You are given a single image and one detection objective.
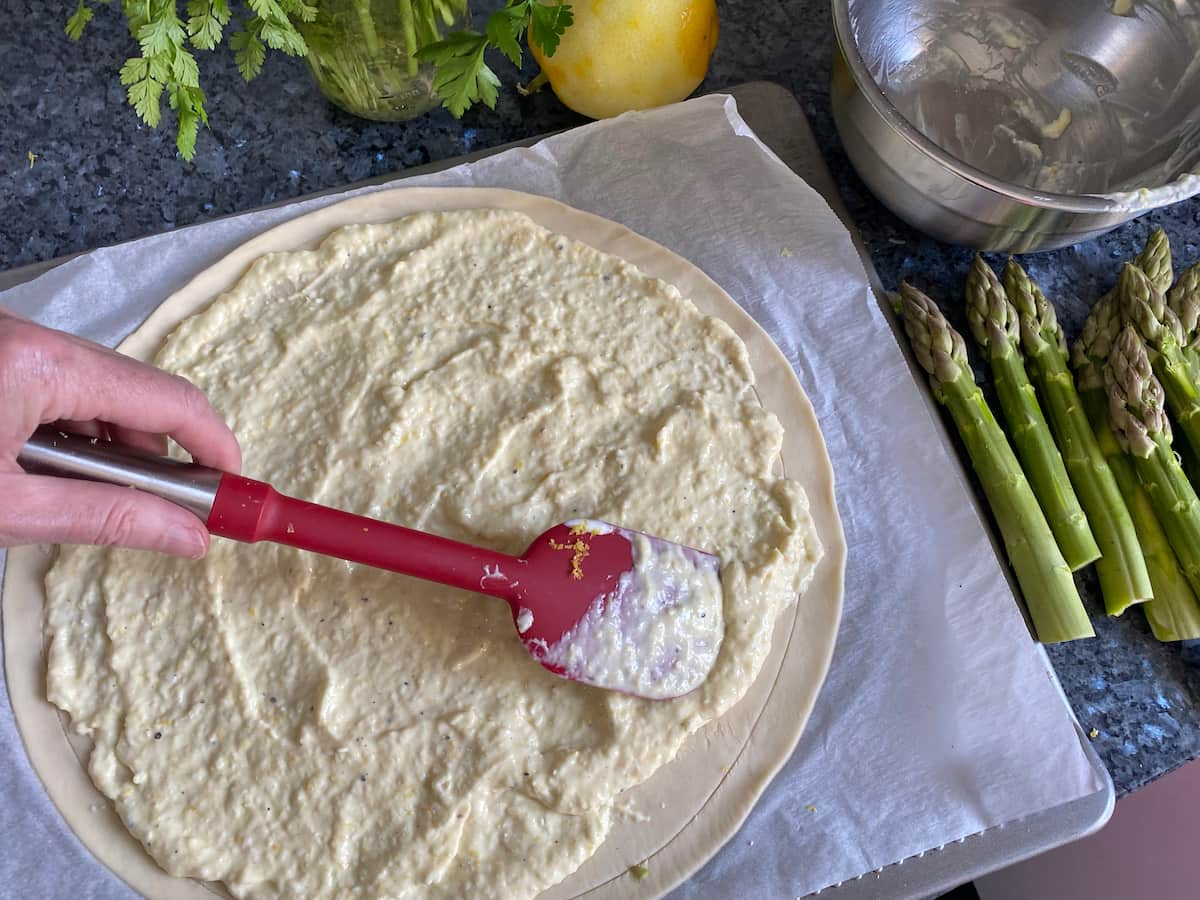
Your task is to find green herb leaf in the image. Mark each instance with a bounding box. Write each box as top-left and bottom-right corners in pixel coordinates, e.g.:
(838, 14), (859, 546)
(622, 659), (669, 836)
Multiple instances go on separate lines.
(279, 0), (318, 23)
(244, 0), (307, 56)
(122, 0), (153, 37)
(529, 1), (572, 57)
(186, 0), (231, 51)
(148, 55), (171, 83)
(231, 24), (267, 80)
(417, 31), (500, 117)
(172, 47), (201, 87)
(137, 4), (186, 57)
(124, 63), (164, 128)
(66, 1), (95, 41)
(247, 0), (287, 23)
(260, 20), (307, 55)
(485, 5), (526, 68)
(170, 84), (206, 159)
(119, 56), (149, 86)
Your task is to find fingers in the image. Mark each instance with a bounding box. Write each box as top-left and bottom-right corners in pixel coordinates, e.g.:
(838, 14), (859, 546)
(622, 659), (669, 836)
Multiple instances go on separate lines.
(55, 419), (106, 440)
(0, 473), (210, 558)
(0, 315), (242, 473)
(104, 423), (170, 457)
(50, 420), (170, 457)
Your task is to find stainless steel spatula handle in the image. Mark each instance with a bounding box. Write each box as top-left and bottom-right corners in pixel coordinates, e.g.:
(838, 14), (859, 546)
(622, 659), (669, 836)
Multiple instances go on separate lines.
(17, 427), (224, 520)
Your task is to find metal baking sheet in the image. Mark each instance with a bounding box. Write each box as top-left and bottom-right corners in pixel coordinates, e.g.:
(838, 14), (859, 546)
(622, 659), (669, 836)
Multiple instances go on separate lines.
(0, 81), (1113, 898)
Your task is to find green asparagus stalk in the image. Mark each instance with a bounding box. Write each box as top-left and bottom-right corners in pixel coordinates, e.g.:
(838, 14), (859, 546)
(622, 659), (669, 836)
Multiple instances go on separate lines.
(965, 257), (1099, 570)
(1003, 259), (1152, 615)
(1106, 326), (1200, 599)
(1074, 306), (1200, 640)
(897, 282), (1093, 643)
(1091, 393), (1200, 639)
(1118, 263), (1200, 463)
(1167, 262), (1200, 378)
(1129, 230), (1200, 482)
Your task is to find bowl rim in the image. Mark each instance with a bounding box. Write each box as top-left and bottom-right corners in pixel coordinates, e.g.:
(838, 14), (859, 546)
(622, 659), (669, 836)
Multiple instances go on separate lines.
(830, 0), (1123, 215)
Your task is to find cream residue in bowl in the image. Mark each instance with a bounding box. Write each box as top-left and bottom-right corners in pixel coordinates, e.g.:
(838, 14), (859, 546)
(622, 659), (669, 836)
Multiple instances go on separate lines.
(859, 0), (1200, 202)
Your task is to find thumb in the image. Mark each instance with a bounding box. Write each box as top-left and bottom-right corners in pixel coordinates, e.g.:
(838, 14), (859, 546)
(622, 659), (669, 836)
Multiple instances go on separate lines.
(1, 473), (211, 559)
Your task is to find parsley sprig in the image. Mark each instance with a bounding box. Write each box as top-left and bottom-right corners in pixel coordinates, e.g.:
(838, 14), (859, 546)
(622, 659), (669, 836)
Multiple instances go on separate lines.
(417, 0), (573, 117)
(66, 0), (572, 161)
(68, 0), (313, 160)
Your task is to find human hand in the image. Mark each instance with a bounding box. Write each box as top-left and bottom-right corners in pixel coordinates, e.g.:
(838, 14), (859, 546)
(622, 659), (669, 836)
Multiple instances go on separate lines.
(0, 308), (241, 558)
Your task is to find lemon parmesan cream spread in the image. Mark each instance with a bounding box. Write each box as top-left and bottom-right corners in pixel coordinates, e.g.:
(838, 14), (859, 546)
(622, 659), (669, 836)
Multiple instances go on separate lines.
(44, 209), (821, 900)
(533, 523), (724, 700)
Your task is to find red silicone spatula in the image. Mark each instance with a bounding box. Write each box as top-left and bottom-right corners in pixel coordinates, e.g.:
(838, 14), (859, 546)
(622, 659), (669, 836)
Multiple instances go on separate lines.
(19, 427), (723, 700)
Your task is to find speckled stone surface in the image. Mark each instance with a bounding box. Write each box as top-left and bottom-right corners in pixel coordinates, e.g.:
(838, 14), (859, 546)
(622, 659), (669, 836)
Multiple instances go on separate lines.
(3, 0), (1199, 796)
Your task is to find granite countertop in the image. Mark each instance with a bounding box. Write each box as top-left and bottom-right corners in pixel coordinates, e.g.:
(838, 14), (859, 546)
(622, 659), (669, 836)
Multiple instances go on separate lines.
(3, 0), (1199, 798)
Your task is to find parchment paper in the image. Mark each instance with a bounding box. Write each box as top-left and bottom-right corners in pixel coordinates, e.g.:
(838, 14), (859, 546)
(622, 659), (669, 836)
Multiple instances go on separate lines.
(0, 94), (1103, 898)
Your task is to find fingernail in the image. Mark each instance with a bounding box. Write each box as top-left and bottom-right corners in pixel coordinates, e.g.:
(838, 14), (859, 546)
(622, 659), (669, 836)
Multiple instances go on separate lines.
(164, 525), (207, 559)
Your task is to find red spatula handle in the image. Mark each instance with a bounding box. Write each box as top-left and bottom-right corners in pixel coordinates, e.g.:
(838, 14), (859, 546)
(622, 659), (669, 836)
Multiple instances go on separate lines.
(208, 474), (524, 599)
(17, 428), (524, 603)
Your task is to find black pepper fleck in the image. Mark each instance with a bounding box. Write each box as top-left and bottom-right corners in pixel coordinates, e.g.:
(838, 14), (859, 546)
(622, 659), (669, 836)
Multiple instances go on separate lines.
(153, 732), (162, 740)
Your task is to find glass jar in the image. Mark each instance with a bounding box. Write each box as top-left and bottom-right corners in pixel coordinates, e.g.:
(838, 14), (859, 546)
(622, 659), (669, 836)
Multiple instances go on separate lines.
(298, 0), (470, 121)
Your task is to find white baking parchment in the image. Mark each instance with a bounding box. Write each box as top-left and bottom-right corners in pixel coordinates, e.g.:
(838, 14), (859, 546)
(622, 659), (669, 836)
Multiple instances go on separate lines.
(0, 94), (1102, 898)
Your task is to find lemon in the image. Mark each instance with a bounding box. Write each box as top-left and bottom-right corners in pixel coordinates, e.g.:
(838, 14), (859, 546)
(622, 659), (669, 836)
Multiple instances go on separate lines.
(530, 0), (719, 119)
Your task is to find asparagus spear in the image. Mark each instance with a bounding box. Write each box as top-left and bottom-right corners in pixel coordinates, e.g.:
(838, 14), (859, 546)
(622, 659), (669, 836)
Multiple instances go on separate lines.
(1075, 298), (1200, 640)
(1106, 326), (1200, 598)
(965, 257), (1098, 570)
(1072, 293), (1120, 394)
(1003, 259), (1152, 615)
(897, 282), (1093, 643)
(1118, 263), (1200, 462)
(1134, 226), (1174, 295)
(1167, 262), (1200, 378)
(1128, 230), (1200, 481)
(1071, 227), (1171, 388)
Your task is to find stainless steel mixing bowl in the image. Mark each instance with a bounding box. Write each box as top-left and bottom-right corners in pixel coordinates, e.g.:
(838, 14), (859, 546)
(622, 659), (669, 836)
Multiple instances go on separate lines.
(831, 0), (1200, 251)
